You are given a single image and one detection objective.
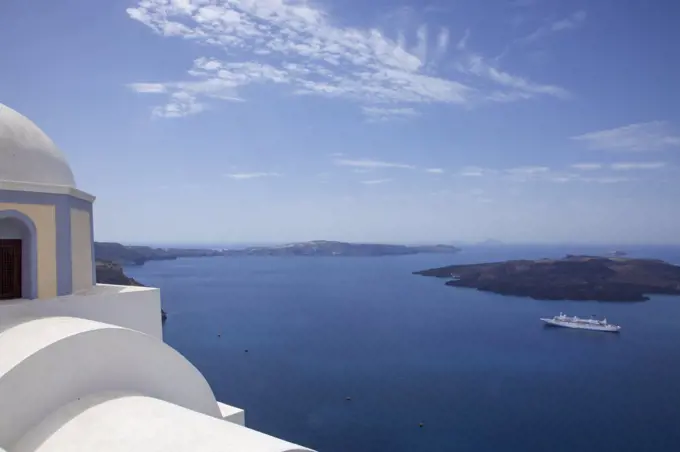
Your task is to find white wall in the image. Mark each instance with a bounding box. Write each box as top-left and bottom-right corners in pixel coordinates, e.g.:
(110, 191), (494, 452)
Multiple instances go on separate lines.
(13, 393), (312, 452)
(0, 316), (222, 449)
(0, 284), (162, 339)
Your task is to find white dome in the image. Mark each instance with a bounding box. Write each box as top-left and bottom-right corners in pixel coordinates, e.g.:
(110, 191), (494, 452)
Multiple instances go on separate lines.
(0, 103), (76, 187)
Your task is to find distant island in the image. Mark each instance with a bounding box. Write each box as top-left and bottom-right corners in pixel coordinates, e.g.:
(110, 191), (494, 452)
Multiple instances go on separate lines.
(94, 240), (460, 264)
(414, 255), (680, 302)
(221, 241), (460, 257)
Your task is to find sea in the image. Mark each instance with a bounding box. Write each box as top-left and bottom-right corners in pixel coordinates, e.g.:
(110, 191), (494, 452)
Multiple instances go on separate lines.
(124, 245), (680, 452)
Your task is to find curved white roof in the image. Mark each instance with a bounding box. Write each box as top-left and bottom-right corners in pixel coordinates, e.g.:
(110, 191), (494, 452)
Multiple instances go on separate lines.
(0, 103), (76, 188)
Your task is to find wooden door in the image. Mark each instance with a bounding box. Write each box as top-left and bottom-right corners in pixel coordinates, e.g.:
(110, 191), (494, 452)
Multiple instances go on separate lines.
(0, 239), (22, 300)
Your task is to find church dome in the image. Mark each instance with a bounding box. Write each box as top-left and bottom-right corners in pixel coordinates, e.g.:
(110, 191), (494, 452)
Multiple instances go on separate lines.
(0, 103), (76, 187)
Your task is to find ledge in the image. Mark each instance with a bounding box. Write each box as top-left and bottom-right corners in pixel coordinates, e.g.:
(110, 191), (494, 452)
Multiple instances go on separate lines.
(217, 402), (245, 426)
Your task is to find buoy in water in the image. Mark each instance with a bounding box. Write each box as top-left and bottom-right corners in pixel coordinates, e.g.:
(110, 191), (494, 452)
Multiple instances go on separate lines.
(345, 397), (351, 401)
(419, 423), (424, 428)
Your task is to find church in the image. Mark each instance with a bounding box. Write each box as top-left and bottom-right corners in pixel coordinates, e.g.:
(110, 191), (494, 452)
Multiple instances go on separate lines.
(0, 103), (311, 452)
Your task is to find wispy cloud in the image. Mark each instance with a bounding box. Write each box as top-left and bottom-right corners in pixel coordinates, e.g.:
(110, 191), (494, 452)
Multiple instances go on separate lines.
(225, 172), (281, 180)
(425, 168), (445, 174)
(550, 11), (587, 31)
(505, 166), (550, 174)
(362, 106), (420, 122)
(457, 54), (569, 101)
(572, 121), (680, 151)
(581, 176), (633, 184)
(571, 163), (602, 170)
(458, 166), (497, 177)
(517, 11), (587, 45)
(129, 83), (166, 93)
(457, 29), (470, 50)
(334, 158), (416, 169)
(151, 92), (207, 118)
(127, 0), (571, 118)
(611, 162), (666, 170)
(361, 179), (393, 185)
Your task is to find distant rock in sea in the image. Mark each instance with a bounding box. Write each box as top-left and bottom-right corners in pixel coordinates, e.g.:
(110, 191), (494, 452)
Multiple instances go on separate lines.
(414, 255), (680, 302)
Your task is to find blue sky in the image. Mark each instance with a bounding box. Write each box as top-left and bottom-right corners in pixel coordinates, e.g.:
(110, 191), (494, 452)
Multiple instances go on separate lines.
(1, 0), (679, 244)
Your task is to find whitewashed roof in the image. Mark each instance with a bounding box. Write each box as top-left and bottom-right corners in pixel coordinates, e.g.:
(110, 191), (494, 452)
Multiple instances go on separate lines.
(0, 103), (76, 188)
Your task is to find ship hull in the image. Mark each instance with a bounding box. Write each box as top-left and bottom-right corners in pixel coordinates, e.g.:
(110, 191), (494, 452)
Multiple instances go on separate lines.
(541, 318), (621, 332)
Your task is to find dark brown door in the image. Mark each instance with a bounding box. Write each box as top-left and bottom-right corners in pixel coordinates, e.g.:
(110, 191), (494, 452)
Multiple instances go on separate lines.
(0, 239), (22, 300)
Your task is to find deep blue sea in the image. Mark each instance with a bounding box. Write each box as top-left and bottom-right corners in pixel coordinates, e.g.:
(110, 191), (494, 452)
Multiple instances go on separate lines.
(125, 245), (680, 452)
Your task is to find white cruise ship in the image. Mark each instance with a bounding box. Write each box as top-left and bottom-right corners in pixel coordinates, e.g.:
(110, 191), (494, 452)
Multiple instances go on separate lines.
(541, 313), (621, 332)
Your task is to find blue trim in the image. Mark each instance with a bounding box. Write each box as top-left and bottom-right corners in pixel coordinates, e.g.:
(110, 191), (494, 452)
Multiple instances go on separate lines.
(0, 210), (38, 299)
(90, 205), (96, 285)
(0, 189), (86, 206)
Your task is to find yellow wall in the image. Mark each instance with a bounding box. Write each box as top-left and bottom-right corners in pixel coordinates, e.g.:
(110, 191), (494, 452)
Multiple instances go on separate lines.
(0, 203), (57, 299)
(70, 208), (93, 292)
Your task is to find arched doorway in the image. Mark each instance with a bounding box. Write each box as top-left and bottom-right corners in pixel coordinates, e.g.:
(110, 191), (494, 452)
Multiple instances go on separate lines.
(0, 210), (37, 300)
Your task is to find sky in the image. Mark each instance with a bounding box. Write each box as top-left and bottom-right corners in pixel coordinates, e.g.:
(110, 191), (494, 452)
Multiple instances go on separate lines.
(1, 0), (679, 245)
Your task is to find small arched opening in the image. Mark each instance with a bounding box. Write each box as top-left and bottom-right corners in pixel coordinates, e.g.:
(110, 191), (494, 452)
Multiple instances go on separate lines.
(0, 210), (38, 300)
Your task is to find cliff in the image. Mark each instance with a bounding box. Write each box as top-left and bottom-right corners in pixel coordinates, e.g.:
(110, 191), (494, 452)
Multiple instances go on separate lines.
(94, 242), (222, 265)
(415, 255), (680, 302)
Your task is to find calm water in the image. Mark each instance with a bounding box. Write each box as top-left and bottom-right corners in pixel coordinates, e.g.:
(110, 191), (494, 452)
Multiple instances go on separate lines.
(126, 245), (680, 452)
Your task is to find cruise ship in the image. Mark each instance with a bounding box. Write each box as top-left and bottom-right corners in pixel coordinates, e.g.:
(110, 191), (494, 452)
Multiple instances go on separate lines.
(541, 313), (621, 332)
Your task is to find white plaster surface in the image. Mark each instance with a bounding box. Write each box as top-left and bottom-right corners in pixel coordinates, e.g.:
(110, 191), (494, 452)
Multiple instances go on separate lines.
(0, 104), (76, 188)
(0, 284), (162, 338)
(13, 393), (312, 452)
(0, 316), (222, 448)
(218, 402), (246, 426)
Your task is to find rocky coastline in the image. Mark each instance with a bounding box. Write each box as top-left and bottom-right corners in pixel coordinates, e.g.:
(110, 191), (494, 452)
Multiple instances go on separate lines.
(415, 255), (680, 302)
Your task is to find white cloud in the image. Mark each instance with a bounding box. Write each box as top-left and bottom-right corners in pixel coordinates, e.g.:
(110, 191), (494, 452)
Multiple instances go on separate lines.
(458, 166), (496, 177)
(129, 83), (167, 93)
(581, 176), (633, 184)
(362, 106), (420, 122)
(611, 162), (666, 170)
(425, 168), (445, 174)
(361, 179), (392, 185)
(505, 166), (550, 174)
(458, 54), (569, 100)
(572, 121), (680, 151)
(516, 11), (587, 45)
(225, 172), (281, 180)
(551, 11), (587, 31)
(127, 0), (570, 118)
(151, 91), (206, 118)
(334, 158), (416, 169)
(457, 29), (470, 50)
(571, 163), (602, 170)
